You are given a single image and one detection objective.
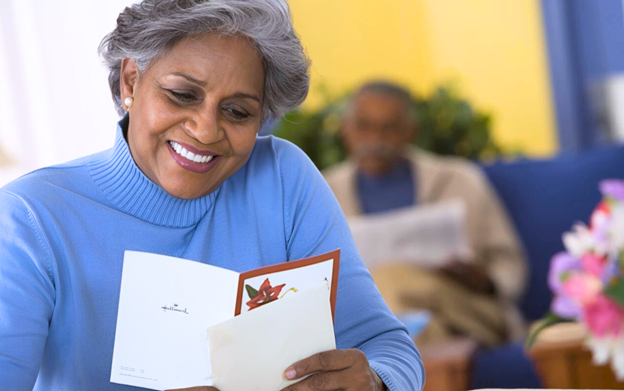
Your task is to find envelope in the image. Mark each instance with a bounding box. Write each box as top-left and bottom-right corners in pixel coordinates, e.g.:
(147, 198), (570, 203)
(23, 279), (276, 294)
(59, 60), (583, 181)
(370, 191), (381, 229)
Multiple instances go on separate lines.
(206, 280), (336, 391)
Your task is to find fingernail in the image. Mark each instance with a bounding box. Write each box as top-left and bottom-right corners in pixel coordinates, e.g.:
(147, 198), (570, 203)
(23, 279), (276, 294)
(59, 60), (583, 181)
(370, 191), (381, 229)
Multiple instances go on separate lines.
(285, 368), (297, 380)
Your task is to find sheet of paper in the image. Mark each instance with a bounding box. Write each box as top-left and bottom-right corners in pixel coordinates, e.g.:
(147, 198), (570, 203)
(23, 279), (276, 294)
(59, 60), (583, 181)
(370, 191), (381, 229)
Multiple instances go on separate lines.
(110, 251), (240, 390)
(348, 199), (471, 270)
(207, 280), (336, 391)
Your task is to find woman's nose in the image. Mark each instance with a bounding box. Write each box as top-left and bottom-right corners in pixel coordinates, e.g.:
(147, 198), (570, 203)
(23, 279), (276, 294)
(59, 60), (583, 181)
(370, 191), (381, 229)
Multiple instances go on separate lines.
(185, 105), (225, 145)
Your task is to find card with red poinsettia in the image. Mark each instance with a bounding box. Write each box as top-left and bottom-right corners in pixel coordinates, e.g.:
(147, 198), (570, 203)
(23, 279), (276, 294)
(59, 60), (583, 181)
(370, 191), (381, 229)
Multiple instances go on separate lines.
(235, 250), (340, 317)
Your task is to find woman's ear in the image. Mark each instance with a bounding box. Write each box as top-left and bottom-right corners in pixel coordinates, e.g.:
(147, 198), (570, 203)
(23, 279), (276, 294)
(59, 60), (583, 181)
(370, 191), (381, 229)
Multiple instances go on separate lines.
(120, 59), (139, 101)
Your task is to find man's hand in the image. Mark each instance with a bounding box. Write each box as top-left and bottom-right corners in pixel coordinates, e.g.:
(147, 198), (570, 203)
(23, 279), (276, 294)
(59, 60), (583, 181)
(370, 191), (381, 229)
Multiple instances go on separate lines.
(440, 261), (496, 296)
(282, 349), (387, 391)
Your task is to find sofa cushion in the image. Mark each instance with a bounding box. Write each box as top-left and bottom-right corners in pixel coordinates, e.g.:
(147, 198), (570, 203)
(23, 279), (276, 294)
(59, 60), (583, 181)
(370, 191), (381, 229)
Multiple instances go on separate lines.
(470, 342), (542, 389)
(482, 145), (624, 321)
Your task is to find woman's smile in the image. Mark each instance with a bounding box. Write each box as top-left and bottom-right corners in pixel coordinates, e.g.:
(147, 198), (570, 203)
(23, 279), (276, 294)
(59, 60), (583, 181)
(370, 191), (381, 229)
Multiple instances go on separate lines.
(166, 140), (221, 174)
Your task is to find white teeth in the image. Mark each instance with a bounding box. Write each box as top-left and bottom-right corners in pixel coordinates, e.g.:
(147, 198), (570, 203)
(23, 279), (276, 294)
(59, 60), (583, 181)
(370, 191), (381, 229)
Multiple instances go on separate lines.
(169, 141), (215, 164)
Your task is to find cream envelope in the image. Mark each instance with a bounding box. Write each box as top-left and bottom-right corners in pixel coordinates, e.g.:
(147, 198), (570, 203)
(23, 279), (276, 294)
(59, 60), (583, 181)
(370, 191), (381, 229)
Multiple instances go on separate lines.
(207, 280), (336, 391)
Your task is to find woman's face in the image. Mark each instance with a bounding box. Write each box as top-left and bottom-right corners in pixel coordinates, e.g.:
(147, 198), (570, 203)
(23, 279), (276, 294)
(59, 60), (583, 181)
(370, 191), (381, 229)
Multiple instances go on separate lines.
(120, 33), (265, 199)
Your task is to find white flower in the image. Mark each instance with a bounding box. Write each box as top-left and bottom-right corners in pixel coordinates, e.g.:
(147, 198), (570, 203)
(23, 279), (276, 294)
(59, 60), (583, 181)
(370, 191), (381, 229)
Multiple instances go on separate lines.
(612, 343), (624, 381)
(585, 335), (624, 380)
(586, 336), (612, 365)
(591, 209), (611, 256)
(563, 224), (595, 258)
(592, 208), (611, 229)
(609, 204), (624, 256)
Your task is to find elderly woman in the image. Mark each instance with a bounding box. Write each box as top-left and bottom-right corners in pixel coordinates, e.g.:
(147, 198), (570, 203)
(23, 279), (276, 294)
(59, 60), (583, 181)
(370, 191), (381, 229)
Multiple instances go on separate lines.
(0, 1), (424, 390)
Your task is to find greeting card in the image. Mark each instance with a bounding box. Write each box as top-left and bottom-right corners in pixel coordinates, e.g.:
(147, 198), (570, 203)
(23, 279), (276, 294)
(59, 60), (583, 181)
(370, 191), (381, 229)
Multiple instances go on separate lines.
(110, 249), (340, 390)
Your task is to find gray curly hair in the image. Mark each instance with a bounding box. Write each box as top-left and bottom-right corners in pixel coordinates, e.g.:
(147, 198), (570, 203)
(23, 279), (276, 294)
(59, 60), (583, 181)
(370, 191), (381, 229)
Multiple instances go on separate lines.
(98, 0), (310, 120)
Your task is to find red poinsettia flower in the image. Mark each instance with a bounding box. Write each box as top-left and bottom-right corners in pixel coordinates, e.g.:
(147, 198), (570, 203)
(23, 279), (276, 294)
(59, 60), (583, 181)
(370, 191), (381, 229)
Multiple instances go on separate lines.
(246, 278), (286, 310)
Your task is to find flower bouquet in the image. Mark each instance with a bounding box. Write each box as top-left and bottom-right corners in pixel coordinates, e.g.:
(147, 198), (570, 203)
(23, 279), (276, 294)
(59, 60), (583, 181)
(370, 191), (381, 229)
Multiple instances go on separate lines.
(528, 180), (624, 379)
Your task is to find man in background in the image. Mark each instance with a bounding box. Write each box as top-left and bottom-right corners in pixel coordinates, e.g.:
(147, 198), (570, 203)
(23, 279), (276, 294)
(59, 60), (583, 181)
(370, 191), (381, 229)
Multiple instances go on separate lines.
(323, 81), (527, 346)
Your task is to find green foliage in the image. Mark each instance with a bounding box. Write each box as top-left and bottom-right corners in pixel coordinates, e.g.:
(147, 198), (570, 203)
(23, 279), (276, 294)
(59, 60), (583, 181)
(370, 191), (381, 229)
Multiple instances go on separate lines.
(271, 96), (349, 171)
(414, 87), (502, 161)
(605, 279), (624, 308)
(271, 86), (503, 171)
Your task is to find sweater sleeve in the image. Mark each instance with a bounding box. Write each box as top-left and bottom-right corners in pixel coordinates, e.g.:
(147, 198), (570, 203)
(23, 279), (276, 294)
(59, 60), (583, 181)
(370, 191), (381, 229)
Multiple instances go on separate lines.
(0, 190), (56, 390)
(273, 138), (425, 391)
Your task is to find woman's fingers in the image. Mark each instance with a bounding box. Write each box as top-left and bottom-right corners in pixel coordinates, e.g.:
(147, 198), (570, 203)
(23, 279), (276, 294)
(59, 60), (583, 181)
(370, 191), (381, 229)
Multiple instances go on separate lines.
(284, 349), (358, 380)
(283, 369), (346, 391)
(282, 349), (384, 390)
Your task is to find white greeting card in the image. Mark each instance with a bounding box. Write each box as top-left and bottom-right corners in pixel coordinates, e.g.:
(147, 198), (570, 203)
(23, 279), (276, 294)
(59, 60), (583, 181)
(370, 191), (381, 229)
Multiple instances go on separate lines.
(110, 250), (339, 390)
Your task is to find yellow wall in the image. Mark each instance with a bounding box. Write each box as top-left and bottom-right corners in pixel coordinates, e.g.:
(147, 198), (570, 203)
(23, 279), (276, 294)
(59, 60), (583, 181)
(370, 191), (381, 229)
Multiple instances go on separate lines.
(289, 0), (558, 156)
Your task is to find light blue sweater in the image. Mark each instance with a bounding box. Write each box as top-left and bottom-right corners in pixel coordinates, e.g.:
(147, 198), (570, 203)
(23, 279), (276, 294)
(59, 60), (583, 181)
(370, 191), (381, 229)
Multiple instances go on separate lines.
(0, 118), (424, 390)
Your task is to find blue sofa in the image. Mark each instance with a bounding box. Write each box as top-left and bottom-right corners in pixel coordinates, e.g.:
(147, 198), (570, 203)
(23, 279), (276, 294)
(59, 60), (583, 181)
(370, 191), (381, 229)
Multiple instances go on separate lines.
(467, 144), (624, 388)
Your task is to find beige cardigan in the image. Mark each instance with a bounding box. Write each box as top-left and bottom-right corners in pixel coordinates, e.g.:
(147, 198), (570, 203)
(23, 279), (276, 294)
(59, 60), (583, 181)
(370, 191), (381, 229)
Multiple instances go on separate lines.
(323, 148), (527, 305)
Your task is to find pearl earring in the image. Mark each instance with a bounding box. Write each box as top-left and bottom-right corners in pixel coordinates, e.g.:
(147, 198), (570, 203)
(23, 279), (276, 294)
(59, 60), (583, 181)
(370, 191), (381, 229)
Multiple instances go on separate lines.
(124, 97), (134, 109)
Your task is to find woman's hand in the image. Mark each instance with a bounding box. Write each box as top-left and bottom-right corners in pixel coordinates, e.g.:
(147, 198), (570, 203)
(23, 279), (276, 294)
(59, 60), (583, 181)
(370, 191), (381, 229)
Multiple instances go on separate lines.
(282, 349), (387, 391)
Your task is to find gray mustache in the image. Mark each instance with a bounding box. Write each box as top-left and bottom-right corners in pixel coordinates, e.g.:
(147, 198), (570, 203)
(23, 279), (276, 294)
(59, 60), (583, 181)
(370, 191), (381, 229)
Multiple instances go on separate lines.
(352, 144), (397, 159)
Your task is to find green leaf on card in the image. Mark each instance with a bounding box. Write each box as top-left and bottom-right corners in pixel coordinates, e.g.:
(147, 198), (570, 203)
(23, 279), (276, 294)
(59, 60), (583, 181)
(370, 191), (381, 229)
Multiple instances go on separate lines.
(245, 284), (258, 299)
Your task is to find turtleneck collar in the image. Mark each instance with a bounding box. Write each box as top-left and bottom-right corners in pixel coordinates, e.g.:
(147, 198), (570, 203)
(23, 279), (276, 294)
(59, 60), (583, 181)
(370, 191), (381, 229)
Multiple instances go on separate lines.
(89, 116), (217, 228)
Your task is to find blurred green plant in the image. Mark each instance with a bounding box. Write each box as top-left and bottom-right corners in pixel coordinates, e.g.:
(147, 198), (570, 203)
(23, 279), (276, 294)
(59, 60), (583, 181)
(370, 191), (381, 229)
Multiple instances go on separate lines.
(415, 87), (502, 161)
(271, 85), (503, 171)
(271, 95), (350, 170)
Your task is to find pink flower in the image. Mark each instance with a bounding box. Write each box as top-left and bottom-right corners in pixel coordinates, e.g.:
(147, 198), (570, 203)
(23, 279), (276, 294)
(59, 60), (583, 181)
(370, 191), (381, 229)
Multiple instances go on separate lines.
(581, 253), (608, 278)
(562, 274), (602, 305)
(583, 295), (624, 338)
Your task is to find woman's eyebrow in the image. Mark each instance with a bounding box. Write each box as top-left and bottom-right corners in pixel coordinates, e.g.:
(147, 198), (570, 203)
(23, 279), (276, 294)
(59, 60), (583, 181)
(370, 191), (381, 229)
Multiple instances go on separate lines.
(171, 72), (207, 86)
(230, 92), (261, 103)
(169, 72), (261, 103)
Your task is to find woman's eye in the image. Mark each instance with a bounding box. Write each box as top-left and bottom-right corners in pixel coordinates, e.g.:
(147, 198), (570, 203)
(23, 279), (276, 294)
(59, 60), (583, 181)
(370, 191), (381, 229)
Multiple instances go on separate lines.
(170, 91), (197, 103)
(223, 107), (250, 121)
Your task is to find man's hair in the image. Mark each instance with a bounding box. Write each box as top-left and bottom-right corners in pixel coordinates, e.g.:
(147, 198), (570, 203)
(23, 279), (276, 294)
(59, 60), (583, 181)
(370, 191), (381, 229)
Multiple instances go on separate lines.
(347, 80), (417, 122)
(99, 0), (310, 120)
